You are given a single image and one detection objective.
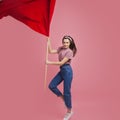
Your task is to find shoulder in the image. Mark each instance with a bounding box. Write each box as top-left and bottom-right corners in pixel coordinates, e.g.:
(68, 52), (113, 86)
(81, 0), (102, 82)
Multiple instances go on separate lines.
(65, 48), (73, 58)
(66, 48), (73, 53)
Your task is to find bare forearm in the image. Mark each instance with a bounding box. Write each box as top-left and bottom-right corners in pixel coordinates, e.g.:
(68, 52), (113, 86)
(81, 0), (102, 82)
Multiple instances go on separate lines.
(47, 38), (57, 54)
(47, 61), (63, 66)
(46, 57), (69, 66)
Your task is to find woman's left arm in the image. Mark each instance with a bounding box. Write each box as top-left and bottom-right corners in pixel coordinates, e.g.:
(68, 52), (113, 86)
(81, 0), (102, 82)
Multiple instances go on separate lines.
(46, 57), (69, 66)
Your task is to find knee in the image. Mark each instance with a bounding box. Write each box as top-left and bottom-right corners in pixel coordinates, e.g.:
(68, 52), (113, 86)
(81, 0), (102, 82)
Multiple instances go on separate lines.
(64, 91), (71, 96)
(48, 84), (54, 90)
(48, 84), (51, 90)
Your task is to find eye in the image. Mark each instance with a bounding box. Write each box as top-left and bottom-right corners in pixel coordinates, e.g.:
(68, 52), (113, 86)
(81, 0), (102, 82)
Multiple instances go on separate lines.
(63, 42), (69, 44)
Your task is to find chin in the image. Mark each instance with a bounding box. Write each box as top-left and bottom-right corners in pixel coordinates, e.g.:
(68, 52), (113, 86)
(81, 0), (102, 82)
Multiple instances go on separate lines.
(63, 46), (68, 48)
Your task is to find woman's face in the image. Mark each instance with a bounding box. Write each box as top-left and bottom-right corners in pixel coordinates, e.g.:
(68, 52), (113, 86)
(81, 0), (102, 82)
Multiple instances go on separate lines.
(62, 38), (71, 48)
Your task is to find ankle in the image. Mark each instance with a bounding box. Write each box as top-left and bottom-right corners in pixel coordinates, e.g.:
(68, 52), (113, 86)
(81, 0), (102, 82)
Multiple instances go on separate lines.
(67, 109), (72, 113)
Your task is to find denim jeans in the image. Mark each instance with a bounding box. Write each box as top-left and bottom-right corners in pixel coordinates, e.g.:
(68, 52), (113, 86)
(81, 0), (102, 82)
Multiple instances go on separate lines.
(48, 64), (73, 109)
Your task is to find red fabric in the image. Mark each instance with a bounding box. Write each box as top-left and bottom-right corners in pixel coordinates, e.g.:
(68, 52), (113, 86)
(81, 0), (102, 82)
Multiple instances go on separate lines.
(0, 0), (56, 36)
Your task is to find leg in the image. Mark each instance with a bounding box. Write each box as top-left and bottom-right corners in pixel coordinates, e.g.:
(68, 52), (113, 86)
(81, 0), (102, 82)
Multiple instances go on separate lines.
(61, 66), (73, 111)
(64, 75), (72, 112)
(62, 66), (74, 120)
(48, 72), (63, 97)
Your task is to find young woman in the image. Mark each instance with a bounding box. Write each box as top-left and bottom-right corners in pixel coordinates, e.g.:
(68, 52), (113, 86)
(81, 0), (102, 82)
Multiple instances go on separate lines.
(46, 35), (77, 120)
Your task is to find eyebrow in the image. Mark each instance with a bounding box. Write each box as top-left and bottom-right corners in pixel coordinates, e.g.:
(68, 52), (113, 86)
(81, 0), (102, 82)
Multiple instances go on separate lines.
(63, 41), (69, 43)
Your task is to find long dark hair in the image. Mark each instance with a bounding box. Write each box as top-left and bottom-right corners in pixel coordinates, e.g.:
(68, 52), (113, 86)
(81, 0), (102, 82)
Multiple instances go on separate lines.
(62, 35), (77, 57)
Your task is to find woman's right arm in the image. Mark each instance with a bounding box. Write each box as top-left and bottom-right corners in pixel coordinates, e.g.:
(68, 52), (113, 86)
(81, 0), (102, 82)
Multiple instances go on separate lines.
(47, 37), (57, 54)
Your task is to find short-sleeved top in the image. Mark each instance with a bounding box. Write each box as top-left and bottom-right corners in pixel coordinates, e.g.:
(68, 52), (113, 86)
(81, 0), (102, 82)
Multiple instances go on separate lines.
(57, 46), (73, 64)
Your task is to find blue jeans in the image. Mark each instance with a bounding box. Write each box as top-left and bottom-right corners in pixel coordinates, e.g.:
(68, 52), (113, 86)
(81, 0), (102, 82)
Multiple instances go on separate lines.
(48, 64), (73, 109)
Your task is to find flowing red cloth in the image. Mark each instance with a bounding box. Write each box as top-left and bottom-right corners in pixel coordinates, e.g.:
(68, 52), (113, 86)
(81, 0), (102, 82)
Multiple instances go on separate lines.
(0, 0), (56, 36)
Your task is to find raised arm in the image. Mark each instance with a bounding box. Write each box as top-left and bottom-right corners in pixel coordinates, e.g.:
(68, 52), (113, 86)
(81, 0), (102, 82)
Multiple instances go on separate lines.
(47, 37), (57, 54)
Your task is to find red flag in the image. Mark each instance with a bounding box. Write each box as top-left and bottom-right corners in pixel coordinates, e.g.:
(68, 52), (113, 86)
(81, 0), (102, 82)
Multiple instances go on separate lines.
(0, 0), (56, 36)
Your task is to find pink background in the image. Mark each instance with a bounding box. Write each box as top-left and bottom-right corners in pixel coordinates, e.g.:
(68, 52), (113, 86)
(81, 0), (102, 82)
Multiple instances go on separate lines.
(0, 0), (120, 120)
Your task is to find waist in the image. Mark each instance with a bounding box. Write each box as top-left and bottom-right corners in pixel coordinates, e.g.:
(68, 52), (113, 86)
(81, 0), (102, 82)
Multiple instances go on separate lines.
(60, 64), (70, 69)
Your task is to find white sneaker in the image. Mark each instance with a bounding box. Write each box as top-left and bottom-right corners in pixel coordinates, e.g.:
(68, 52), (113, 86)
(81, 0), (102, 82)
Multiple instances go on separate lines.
(63, 111), (73, 120)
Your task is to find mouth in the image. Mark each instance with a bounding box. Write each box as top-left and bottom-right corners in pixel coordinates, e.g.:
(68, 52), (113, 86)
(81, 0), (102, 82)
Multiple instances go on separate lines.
(63, 46), (68, 48)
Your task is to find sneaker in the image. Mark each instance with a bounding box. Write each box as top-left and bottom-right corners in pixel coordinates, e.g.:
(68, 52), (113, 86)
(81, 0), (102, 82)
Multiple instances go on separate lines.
(63, 111), (73, 120)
